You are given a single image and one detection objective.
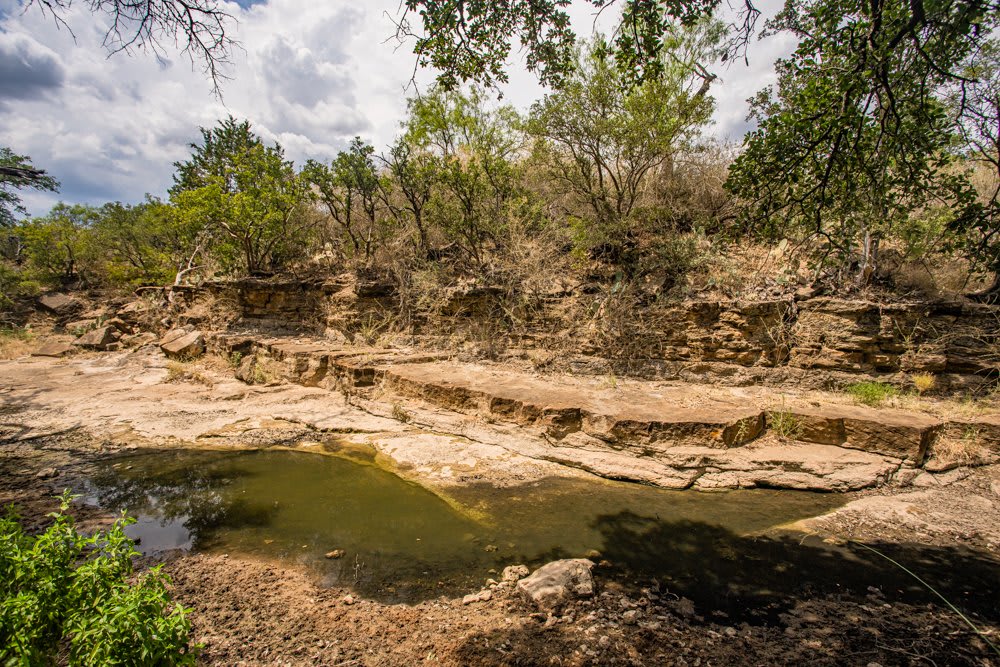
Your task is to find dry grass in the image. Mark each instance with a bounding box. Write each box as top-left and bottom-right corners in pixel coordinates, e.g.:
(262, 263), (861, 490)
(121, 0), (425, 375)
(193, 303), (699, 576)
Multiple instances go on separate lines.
(0, 328), (36, 360)
(911, 373), (937, 395)
(164, 360), (214, 387)
(236, 354), (285, 386)
(767, 409), (803, 440)
(927, 426), (998, 470)
(390, 404), (411, 423)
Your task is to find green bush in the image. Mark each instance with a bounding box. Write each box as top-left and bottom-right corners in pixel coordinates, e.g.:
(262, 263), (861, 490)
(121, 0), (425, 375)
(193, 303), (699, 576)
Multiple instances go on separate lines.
(0, 492), (197, 666)
(845, 381), (899, 407)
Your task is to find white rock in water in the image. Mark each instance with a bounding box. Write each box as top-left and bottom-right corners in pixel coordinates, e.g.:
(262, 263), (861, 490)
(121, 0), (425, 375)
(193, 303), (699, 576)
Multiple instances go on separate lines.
(516, 559), (595, 610)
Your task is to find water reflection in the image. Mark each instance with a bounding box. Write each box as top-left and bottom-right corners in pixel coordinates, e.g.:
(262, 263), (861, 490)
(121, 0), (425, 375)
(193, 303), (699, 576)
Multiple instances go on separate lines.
(77, 448), (999, 621)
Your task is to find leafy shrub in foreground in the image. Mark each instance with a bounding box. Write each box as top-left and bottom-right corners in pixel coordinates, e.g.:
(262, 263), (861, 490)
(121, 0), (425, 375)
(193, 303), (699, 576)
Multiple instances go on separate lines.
(845, 381), (899, 407)
(0, 492), (196, 666)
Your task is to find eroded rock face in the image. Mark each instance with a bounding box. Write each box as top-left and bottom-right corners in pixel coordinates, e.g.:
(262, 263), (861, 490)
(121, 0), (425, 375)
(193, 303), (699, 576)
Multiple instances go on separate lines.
(160, 329), (205, 359)
(516, 559), (595, 610)
(73, 325), (120, 350)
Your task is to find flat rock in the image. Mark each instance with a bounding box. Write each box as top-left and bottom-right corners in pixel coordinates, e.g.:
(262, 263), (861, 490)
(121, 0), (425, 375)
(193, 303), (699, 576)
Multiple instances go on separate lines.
(516, 559), (595, 610)
(32, 342), (75, 358)
(160, 329), (205, 359)
(38, 293), (81, 317)
(64, 319), (96, 332)
(73, 325), (120, 350)
(122, 332), (158, 348)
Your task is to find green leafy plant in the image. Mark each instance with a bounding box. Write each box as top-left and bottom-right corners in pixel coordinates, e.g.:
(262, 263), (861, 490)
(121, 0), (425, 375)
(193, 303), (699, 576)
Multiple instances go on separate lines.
(0, 492), (197, 665)
(845, 381), (899, 407)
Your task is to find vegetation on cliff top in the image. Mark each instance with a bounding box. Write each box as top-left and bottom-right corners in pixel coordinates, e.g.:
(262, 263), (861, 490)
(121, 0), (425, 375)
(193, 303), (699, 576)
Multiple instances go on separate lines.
(2, 0), (998, 313)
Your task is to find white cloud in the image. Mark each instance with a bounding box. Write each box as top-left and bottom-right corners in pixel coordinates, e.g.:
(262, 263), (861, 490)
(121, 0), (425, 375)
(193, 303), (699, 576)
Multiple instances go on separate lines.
(0, 0), (789, 215)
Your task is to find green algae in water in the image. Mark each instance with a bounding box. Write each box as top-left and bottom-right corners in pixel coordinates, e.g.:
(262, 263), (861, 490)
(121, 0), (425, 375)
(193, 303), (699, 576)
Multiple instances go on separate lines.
(79, 449), (838, 597)
(77, 448), (1000, 623)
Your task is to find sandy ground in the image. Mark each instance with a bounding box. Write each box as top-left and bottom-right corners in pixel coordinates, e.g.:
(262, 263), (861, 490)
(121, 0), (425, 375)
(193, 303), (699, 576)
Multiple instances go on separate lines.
(2, 348), (1000, 665)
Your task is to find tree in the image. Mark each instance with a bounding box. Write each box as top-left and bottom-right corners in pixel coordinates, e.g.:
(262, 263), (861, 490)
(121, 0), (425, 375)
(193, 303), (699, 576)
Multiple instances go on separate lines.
(405, 86), (524, 264)
(726, 0), (994, 284)
(22, 0), (234, 91)
(379, 138), (438, 254)
(948, 40), (1000, 295)
(171, 118), (311, 276)
(1, 148), (59, 228)
(16, 203), (100, 284)
(303, 138), (385, 261)
(526, 24), (720, 245)
(395, 0), (759, 90)
(90, 198), (201, 286)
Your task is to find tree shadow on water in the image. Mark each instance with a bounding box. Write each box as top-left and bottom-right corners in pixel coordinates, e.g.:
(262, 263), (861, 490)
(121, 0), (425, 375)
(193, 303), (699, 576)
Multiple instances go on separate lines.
(594, 510), (1000, 626)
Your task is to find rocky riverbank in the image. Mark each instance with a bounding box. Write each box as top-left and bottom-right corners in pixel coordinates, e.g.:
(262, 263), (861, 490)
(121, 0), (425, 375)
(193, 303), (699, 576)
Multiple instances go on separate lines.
(3, 309), (1000, 664)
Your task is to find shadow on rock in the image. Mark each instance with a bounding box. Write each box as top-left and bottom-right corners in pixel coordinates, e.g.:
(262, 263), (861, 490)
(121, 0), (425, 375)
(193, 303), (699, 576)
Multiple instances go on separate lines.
(591, 511), (1000, 626)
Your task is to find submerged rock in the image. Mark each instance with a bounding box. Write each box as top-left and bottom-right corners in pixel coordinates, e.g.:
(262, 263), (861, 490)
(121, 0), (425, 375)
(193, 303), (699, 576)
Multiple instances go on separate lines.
(516, 559), (595, 610)
(325, 549), (345, 559)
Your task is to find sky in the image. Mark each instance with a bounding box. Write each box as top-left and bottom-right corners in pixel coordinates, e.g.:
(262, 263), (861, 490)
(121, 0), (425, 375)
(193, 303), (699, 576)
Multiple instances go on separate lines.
(0, 0), (796, 216)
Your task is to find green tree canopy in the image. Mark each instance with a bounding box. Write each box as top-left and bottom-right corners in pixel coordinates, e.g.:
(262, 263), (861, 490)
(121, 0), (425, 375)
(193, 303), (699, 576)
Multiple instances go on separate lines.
(725, 0), (997, 284)
(303, 137), (384, 260)
(171, 118), (311, 276)
(395, 0), (758, 90)
(527, 23), (721, 237)
(0, 148), (58, 228)
(404, 86), (524, 263)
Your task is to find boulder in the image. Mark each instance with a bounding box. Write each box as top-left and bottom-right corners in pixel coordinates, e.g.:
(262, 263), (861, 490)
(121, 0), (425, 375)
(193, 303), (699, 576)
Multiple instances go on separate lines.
(38, 293), (81, 317)
(116, 299), (152, 324)
(501, 564), (530, 583)
(160, 329), (205, 359)
(32, 342), (76, 358)
(104, 318), (133, 333)
(516, 559), (595, 610)
(64, 319), (97, 333)
(73, 325), (120, 351)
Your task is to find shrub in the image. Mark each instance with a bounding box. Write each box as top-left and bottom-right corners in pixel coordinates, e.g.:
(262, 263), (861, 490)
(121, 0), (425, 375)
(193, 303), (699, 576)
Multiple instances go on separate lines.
(845, 381), (899, 407)
(0, 492), (197, 666)
(911, 372), (937, 395)
(767, 410), (803, 439)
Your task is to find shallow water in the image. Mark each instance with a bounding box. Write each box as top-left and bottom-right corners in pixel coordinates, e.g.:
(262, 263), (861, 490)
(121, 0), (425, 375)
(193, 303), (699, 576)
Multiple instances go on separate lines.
(78, 448), (1000, 621)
